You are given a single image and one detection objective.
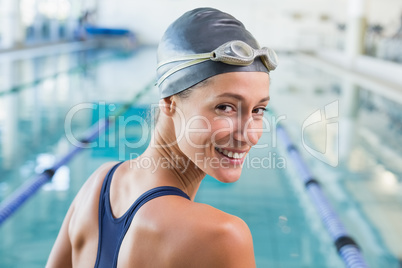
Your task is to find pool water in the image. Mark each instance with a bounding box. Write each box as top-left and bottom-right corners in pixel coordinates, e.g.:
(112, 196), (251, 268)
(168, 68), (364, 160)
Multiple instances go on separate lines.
(0, 46), (401, 267)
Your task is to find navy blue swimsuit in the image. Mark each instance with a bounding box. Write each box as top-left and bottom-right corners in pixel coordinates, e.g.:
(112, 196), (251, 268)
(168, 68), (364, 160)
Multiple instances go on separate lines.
(94, 162), (191, 268)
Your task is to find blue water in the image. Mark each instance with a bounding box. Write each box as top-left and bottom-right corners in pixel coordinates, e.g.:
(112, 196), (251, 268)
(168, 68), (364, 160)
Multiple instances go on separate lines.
(0, 46), (401, 267)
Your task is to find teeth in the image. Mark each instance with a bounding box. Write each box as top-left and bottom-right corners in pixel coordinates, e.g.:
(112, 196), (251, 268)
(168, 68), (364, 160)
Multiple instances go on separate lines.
(215, 147), (245, 159)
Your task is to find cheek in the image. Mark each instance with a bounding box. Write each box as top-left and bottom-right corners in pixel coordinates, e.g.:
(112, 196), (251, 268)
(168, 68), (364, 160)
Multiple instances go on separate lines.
(210, 118), (234, 144)
(180, 116), (234, 150)
(176, 114), (214, 152)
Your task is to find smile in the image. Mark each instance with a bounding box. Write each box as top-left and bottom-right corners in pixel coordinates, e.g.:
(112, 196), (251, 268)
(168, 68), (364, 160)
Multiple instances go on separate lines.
(215, 147), (246, 159)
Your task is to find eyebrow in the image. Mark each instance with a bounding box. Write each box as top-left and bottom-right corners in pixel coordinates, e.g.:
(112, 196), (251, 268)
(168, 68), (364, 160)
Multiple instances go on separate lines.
(216, 93), (270, 103)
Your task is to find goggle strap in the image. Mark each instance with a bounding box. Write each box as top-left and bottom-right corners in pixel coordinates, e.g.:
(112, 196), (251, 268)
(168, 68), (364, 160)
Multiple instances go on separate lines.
(157, 52), (212, 69)
(156, 58), (210, 87)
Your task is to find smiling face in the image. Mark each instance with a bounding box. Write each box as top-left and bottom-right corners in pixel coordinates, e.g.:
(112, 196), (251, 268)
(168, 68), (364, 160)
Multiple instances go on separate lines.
(169, 71), (270, 183)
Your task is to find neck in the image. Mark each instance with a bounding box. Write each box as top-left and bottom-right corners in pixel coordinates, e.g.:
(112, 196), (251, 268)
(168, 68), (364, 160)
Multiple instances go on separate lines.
(132, 115), (206, 200)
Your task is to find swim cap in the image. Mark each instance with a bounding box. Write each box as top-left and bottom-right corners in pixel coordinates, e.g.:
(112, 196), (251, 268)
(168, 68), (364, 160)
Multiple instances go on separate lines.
(157, 7), (271, 98)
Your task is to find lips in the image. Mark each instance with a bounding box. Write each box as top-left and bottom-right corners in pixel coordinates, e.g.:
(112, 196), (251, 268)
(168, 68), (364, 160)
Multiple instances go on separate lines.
(215, 147), (246, 159)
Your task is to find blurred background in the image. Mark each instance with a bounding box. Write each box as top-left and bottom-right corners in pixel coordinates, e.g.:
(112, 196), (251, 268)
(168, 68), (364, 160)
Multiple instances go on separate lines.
(0, 0), (402, 267)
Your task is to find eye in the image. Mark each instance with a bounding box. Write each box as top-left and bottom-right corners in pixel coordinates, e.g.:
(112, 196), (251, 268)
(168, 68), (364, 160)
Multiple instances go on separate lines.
(216, 104), (235, 113)
(252, 107), (267, 115)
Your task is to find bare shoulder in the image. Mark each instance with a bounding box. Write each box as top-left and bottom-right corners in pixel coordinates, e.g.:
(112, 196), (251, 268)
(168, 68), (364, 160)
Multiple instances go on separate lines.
(46, 161), (120, 268)
(68, 161), (120, 230)
(76, 161), (120, 198)
(172, 202), (256, 268)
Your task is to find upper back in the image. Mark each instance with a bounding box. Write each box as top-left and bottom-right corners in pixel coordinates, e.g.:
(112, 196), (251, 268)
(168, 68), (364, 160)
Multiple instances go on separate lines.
(53, 161), (255, 268)
(95, 162), (192, 267)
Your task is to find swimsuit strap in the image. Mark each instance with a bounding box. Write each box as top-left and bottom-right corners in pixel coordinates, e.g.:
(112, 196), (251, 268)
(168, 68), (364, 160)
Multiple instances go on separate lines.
(95, 161), (124, 268)
(112, 185), (191, 267)
(95, 162), (191, 268)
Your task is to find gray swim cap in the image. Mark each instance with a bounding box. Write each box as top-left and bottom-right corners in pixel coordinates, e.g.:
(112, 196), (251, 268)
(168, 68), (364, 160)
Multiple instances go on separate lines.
(157, 8), (274, 98)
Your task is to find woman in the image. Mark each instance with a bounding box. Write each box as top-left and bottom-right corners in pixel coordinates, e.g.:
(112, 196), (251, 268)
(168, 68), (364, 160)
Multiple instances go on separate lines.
(47, 7), (277, 268)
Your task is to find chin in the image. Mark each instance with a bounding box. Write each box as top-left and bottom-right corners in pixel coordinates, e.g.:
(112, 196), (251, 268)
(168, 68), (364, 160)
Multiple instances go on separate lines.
(213, 168), (243, 183)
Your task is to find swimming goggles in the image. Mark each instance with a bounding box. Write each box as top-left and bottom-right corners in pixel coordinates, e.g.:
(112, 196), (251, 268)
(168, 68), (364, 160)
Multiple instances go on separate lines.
(156, 40), (278, 86)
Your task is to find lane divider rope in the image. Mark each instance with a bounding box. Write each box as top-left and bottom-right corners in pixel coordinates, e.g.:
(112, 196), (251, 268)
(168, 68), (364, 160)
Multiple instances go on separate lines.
(275, 119), (369, 268)
(0, 79), (155, 226)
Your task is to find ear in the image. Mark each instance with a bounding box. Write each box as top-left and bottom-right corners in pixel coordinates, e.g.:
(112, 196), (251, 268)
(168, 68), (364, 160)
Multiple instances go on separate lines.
(159, 97), (176, 117)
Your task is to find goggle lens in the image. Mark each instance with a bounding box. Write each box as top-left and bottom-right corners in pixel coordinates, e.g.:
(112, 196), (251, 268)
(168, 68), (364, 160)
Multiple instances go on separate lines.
(259, 47), (278, 71)
(231, 42), (253, 58)
(221, 41), (277, 71)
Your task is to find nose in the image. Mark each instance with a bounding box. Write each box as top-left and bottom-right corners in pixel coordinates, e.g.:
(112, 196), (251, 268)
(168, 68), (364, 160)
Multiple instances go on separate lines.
(233, 116), (260, 147)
